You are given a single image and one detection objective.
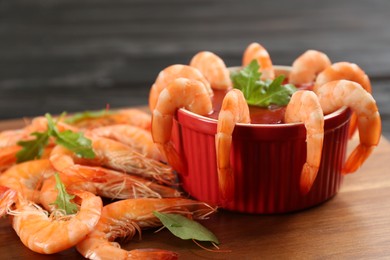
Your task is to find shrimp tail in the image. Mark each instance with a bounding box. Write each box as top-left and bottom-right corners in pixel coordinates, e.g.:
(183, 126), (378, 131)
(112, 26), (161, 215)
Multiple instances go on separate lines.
(215, 133), (235, 201)
(342, 145), (375, 174)
(300, 163), (320, 195)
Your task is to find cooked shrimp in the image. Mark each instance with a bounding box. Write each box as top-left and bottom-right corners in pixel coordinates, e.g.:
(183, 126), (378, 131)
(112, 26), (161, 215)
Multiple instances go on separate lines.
(0, 186), (17, 217)
(215, 89), (250, 200)
(315, 62), (372, 138)
(149, 64), (212, 112)
(39, 169), (180, 212)
(289, 50), (331, 85)
(89, 124), (163, 161)
(50, 137), (176, 185)
(242, 42), (274, 80)
(190, 51), (232, 90)
(0, 145), (21, 172)
(67, 108), (152, 131)
(285, 90), (324, 194)
(152, 78), (213, 174)
(0, 145), (54, 172)
(0, 159), (55, 203)
(76, 198), (216, 260)
(10, 190), (102, 254)
(314, 80), (381, 174)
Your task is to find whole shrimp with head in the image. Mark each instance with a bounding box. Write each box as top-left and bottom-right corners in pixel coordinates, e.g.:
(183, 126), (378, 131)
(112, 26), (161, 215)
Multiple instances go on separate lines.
(151, 78), (213, 174)
(284, 90), (324, 194)
(76, 197), (216, 260)
(314, 80), (381, 174)
(215, 89), (250, 200)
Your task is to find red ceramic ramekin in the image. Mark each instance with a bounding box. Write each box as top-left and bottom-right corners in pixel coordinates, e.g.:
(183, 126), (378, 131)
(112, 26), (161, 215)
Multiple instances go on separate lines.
(171, 66), (352, 214)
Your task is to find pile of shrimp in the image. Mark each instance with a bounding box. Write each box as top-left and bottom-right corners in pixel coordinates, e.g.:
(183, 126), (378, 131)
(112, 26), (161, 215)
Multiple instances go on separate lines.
(0, 108), (217, 259)
(149, 43), (381, 198)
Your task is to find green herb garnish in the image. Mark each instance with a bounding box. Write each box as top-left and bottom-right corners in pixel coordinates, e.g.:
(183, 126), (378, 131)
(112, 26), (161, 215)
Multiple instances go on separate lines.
(153, 211), (219, 244)
(65, 109), (112, 124)
(16, 113), (95, 163)
(231, 60), (297, 107)
(51, 173), (78, 215)
(46, 114), (95, 159)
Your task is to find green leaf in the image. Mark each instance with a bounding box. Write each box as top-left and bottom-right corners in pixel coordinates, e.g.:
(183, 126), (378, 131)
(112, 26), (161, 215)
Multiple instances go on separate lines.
(45, 113), (96, 159)
(231, 60), (261, 98)
(231, 60), (297, 107)
(51, 173), (78, 215)
(65, 109), (112, 124)
(16, 131), (50, 163)
(153, 211), (219, 244)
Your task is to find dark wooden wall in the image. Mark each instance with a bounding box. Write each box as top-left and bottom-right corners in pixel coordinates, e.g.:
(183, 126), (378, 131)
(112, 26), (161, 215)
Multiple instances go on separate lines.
(1, 0), (389, 138)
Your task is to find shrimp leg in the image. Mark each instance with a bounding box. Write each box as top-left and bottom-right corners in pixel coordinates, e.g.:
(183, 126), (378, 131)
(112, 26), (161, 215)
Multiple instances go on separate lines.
(216, 89), (250, 200)
(285, 90), (324, 194)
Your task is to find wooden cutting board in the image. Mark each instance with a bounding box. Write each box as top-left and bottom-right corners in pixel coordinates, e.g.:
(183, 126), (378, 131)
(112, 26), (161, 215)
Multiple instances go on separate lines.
(0, 117), (389, 259)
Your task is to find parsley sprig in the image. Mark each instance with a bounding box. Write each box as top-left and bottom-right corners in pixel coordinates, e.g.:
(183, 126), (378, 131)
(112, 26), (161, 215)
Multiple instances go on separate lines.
(16, 113), (95, 163)
(231, 60), (297, 107)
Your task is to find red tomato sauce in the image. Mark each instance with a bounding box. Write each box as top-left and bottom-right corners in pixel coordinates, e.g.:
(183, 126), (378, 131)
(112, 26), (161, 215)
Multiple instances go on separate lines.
(207, 82), (313, 124)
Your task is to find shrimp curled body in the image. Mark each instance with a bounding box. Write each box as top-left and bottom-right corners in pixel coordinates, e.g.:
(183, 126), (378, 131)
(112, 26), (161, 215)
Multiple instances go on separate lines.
(215, 89), (250, 200)
(190, 51), (232, 90)
(289, 50), (331, 85)
(11, 190), (102, 254)
(284, 90), (324, 194)
(152, 78), (213, 174)
(314, 80), (381, 174)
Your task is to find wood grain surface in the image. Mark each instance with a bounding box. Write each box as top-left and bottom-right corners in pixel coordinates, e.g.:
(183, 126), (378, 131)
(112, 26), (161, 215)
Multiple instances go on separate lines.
(0, 118), (389, 259)
(0, 0), (390, 138)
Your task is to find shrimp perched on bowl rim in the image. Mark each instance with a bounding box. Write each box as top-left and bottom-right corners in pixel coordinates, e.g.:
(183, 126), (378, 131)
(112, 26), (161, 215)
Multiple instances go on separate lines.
(284, 90), (324, 194)
(288, 50), (332, 85)
(149, 64), (212, 112)
(215, 89), (250, 200)
(242, 42), (275, 80)
(152, 77), (213, 174)
(314, 79), (381, 174)
(315, 62), (372, 138)
(190, 51), (232, 90)
(76, 197), (216, 260)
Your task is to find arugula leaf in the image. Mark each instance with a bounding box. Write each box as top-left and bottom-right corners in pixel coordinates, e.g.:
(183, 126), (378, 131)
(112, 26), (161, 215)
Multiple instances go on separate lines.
(153, 211), (219, 244)
(16, 132), (50, 163)
(46, 113), (95, 158)
(65, 109), (112, 124)
(51, 173), (78, 215)
(15, 113), (95, 162)
(231, 60), (297, 107)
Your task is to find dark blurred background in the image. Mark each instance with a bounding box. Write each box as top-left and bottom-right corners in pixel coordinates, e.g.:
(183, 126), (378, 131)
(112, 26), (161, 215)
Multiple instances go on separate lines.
(1, 0), (389, 138)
